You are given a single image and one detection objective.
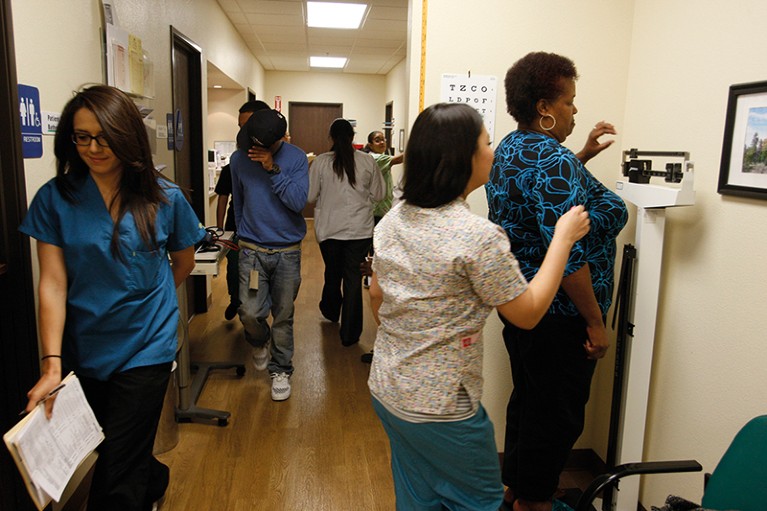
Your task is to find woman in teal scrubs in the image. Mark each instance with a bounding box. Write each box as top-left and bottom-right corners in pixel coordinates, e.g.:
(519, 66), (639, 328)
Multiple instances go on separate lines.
(20, 85), (205, 511)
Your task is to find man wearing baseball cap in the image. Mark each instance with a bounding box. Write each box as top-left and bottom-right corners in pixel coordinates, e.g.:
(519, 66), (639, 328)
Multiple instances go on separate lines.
(230, 108), (309, 401)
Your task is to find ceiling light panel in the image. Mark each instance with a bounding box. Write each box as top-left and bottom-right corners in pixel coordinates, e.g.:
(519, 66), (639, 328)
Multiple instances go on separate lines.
(307, 2), (367, 29)
(310, 56), (348, 68)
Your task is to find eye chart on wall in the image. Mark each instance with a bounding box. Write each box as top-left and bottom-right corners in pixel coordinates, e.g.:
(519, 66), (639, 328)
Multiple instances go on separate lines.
(440, 74), (498, 144)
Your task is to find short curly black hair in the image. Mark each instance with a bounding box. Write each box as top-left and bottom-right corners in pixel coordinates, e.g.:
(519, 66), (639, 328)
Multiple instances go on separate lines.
(504, 52), (579, 125)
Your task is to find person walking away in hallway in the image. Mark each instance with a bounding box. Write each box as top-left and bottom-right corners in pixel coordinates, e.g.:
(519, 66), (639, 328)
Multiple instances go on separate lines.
(307, 118), (384, 348)
(230, 108), (309, 401)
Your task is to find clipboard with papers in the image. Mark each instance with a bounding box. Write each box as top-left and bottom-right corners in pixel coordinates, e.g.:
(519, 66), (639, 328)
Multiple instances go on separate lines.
(3, 372), (104, 510)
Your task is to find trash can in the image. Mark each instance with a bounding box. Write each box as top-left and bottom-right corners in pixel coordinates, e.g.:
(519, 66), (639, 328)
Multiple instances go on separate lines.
(153, 361), (179, 455)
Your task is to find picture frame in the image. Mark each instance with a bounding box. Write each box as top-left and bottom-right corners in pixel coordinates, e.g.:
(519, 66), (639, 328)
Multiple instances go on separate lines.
(718, 80), (767, 199)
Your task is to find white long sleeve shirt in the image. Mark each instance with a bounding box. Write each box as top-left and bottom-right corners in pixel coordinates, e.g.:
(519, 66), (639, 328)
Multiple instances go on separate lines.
(307, 150), (384, 242)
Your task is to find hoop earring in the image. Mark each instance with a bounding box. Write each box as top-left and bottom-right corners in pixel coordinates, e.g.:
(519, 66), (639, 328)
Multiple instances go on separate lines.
(539, 114), (556, 131)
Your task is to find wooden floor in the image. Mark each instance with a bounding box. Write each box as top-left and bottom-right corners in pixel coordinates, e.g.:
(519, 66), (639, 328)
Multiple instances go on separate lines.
(155, 222), (595, 510)
(156, 224), (394, 511)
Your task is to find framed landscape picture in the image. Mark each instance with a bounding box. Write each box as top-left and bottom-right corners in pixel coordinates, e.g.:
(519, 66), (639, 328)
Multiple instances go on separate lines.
(718, 80), (767, 199)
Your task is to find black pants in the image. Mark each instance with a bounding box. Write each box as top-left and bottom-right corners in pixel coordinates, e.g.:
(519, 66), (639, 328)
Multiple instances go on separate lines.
(319, 238), (372, 345)
(369, 215), (383, 256)
(79, 362), (172, 511)
(501, 314), (597, 502)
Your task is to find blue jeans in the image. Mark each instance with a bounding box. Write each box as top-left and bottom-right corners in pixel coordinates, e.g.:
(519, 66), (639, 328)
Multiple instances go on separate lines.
(225, 234), (240, 307)
(238, 247), (302, 375)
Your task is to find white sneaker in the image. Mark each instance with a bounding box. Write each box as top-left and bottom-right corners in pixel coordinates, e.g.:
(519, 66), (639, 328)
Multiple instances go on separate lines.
(252, 344), (269, 371)
(270, 372), (291, 401)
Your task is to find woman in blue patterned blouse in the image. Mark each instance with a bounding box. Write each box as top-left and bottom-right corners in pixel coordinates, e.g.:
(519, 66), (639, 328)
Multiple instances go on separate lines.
(486, 52), (628, 511)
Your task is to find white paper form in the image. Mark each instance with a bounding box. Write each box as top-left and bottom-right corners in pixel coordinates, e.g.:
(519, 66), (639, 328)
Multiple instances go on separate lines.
(14, 374), (104, 502)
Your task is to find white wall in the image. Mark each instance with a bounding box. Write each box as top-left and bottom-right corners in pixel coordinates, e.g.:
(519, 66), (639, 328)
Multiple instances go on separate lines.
(206, 86), (249, 223)
(385, 58), (409, 184)
(264, 70), (390, 147)
(386, 58), (409, 147)
(622, 0), (767, 505)
(12, 0), (265, 334)
(13, 0), (265, 225)
(207, 88), (247, 152)
(13, 0), (105, 202)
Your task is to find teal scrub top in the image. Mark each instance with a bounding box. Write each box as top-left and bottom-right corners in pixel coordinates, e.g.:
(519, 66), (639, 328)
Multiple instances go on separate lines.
(20, 174), (206, 381)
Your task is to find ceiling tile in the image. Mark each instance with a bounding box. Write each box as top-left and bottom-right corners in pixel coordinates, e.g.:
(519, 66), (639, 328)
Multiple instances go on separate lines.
(270, 55), (311, 71)
(218, 0), (240, 12)
(362, 18), (407, 32)
(244, 13), (303, 25)
(261, 44), (309, 53)
(368, 5), (408, 20)
(237, 0), (303, 15)
(217, 0), (407, 75)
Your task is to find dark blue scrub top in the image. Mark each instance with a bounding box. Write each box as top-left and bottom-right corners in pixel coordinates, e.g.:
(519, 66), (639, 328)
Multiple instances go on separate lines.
(20, 174), (206, 380)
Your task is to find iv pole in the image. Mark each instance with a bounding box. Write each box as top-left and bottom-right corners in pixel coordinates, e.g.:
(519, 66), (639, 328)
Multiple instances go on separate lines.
(607, 150), (695, 511)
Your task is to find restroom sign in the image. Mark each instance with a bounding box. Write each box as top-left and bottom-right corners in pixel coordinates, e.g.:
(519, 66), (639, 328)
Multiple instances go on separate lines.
(441, 74), (498, 144)
(18, 84), (43, 158)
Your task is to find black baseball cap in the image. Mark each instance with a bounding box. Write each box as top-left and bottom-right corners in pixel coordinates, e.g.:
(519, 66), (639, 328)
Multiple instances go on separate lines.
(236, 109), (287, 149)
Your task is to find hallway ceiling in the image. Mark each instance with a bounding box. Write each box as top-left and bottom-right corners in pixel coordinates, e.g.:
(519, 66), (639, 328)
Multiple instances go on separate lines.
(215, 0), (408, 75)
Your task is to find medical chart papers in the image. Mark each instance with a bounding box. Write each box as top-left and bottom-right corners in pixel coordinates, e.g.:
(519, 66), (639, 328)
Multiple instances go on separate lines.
(4, 372), (104, 509)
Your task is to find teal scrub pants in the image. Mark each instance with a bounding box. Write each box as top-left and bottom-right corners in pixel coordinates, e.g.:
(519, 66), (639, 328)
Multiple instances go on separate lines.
(372, 397), (504, 511)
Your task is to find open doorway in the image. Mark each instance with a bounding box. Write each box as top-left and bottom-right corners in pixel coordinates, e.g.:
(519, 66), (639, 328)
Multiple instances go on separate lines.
(384, 101), (394, 155)
(171, 27), (207, 316)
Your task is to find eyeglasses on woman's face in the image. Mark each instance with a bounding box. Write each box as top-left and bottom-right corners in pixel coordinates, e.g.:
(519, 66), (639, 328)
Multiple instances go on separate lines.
(71, 132), (109, 147)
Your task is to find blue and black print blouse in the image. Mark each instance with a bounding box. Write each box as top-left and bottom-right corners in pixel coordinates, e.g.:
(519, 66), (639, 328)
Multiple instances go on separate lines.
(486, 130), (628, 317)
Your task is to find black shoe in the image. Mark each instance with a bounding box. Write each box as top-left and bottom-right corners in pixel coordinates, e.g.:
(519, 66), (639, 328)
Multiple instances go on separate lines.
(145, 457), (169, 509)
(224, 302), (239, 320)
(361, 350), (373, 363)
(341, 337), (360, 347)
(319, 301), (339, 322)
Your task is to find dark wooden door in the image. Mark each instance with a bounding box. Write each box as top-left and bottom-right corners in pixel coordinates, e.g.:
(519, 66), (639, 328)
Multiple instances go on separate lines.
(171, 27), (207, 315)
(288, 102), (342, 155)
(288, 102), (342, 218)
(0, 1), (40, 509)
